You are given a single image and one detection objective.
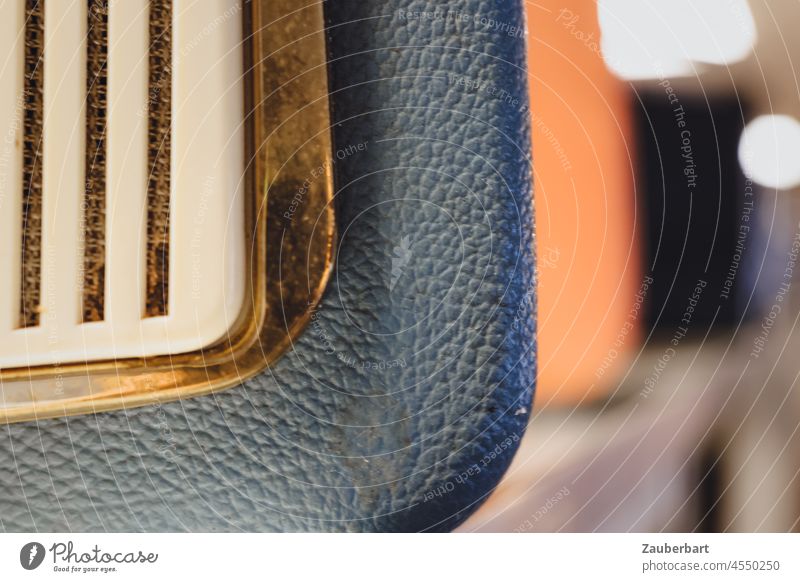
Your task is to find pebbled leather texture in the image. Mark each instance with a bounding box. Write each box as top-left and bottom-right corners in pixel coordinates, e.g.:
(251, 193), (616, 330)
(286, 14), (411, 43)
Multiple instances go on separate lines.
(0, 0), (535, 532)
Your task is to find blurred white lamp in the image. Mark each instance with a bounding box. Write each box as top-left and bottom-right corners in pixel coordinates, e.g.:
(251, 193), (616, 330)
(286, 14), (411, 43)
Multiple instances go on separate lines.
(738, 115), (800, 190)
(598, 0), (756, 80)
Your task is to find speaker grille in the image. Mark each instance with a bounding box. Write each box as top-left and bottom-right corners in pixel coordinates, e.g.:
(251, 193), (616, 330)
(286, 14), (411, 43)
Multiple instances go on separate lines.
(0, 0), (337, 424)
(0, 0), (246, 368)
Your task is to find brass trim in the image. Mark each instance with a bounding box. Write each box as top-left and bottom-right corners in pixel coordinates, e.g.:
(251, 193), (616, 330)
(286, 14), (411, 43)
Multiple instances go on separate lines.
(0, 0), (336, 424)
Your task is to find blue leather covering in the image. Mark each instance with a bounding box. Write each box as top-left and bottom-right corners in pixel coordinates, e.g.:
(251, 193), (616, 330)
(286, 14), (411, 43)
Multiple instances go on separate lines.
(0, 0), (535, 532)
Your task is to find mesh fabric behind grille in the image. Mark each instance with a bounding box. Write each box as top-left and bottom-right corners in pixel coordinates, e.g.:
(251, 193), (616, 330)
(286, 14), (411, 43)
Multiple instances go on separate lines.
(145, 0), (172, 317)
(83, 0), (109, 323)
(20, 0), (44, 329)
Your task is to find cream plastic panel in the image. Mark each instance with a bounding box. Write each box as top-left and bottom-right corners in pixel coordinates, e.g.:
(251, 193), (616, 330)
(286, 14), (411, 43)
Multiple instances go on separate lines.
(0, 0), (245, 368)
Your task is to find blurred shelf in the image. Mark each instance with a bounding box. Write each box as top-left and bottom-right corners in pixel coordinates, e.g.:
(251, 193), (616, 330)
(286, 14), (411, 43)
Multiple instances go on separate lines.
(459, 340), (738, 532)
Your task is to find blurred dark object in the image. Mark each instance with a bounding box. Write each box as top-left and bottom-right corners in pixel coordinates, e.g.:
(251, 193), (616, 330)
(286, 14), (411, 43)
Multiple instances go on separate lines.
(635, 94), (753, 332)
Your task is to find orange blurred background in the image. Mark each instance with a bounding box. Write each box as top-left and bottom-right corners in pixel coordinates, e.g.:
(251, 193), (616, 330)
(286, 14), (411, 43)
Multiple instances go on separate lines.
(528, 0), (641, 407)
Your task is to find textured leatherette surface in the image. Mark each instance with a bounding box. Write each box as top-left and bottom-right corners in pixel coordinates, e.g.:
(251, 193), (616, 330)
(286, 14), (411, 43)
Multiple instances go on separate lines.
(0, 0), (535, 532)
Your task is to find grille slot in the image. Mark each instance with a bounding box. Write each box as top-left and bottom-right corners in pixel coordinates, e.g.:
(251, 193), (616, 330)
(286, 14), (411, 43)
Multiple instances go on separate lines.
(145, 0), (171, 317)
(20, 0), (45, 329)
(82, 0), (108, 323)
